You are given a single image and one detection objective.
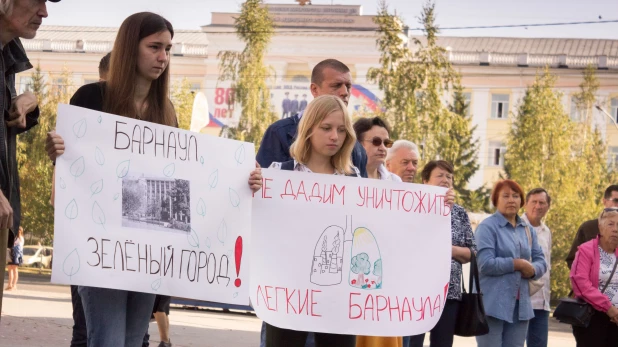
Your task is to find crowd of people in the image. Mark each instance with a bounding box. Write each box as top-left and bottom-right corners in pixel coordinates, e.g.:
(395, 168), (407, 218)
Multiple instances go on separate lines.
(2, 1), (618, 347)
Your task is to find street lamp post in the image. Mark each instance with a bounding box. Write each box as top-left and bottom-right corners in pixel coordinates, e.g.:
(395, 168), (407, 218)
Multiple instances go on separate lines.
(595, 104), (618, 131)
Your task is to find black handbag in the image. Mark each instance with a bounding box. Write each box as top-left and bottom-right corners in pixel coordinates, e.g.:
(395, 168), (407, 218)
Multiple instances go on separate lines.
(553, 255), (618, 328)
(454, 250), (489, 337)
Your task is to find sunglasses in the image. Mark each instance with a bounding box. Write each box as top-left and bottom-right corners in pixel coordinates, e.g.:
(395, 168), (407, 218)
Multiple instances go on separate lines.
(601, 207), (618, 218)
(364, 137), (393, 148)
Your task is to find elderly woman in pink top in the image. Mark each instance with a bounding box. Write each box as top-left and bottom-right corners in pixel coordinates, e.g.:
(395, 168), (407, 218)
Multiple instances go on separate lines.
(570, 207), (618, 346)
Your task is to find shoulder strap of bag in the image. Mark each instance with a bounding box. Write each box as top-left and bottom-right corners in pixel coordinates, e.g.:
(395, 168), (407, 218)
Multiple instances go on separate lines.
(525, 224), (532, 248)
(524, 224), (534, 262)
(601, 255), (618, 294)
(460, 249), (481, 294)
(280, 160), (295, 171)
(469, 250), (482, 294)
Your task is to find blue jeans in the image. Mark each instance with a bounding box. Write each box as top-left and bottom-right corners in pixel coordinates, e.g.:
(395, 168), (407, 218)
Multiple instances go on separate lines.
(526, 309), (549, 347)
(476, 301), (529, 347)
(260, 321), (315, 347)
(79, 286), (155, 347)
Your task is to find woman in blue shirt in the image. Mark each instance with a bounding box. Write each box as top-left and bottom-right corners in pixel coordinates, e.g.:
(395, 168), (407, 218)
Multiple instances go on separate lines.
(475, 179), (547, 347)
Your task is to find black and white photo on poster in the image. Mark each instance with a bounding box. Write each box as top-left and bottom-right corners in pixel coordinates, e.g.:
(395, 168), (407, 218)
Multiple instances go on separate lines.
(121, 173), (191, 233)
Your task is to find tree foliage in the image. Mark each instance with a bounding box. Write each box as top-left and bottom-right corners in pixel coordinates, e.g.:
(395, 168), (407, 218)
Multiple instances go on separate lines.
(217, 0), (278, 147)
(368, 1), (487, 211)
(170, 79), (195, 131)
(18, 66), (73, 245)
(504, 68), (613, 300)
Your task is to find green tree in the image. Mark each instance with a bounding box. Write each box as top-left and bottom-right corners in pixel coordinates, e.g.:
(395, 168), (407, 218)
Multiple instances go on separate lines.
(17, 66), (73, 245)
(170, 79), (195, 131)
(504, 68), (612, 299)
(369, 1), (484, 210)
(367, 1), (419, 141)
(217, 0), (277, 147)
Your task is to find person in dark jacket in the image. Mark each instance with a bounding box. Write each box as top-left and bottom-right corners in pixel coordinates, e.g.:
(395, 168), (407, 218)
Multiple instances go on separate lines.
(0, 0), (60, 250)
(256, 59), (368, 178)
(566, 185), (618, 268)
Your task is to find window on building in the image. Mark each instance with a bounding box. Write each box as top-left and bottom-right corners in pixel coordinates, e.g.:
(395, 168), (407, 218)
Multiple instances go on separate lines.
(463, 92), (472, 117)
(83, 78), (98, 85)
(291, 75), (309, 83)
(19, 76), (33, 94)
(610, 98), (618, 124)
(488, 141), (506, 167)
(491, 94), (509, 119)
(51, 77), (67, 97)
(609, 147), (618, 169)
(190, 83), (201, 92)
(570, 96), (582, 121)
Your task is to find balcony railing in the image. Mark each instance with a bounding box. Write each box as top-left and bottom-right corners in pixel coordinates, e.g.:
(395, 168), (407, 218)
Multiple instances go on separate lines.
(22, 39), (207, 57)
(447, 52), (617, 69)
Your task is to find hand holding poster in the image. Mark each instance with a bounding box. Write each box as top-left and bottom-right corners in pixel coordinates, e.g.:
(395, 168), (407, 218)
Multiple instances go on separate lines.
(250, 170), (452, 336)
(51, 104), (255, 305)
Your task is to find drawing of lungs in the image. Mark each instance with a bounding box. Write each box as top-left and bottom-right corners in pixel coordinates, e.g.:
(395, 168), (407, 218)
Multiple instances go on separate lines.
(349, 227), (382, 290)
(310, 224), (346, 286)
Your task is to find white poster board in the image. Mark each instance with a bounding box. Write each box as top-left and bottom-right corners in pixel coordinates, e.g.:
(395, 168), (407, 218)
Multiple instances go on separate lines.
(250, 170), (452, 336)
(51, 104), (254, 305)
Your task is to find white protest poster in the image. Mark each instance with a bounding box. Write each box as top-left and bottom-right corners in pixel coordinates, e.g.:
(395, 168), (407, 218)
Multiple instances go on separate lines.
(250, 170), (452, 336)
(51, 104), (254, 305)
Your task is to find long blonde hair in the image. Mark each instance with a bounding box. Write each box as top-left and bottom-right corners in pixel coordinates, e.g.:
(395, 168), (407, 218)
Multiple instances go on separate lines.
(289, 95), (356, 174)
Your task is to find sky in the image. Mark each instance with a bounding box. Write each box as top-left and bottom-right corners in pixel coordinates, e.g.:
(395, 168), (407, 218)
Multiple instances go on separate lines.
(42, 0), (618, 39)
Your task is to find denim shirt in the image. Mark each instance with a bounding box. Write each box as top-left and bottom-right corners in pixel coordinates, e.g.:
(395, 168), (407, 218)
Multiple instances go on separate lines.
(475, 212), (547, 323)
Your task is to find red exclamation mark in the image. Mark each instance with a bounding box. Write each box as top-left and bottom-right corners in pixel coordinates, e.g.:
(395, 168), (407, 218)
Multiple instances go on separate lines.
(234, 236), (243, 287)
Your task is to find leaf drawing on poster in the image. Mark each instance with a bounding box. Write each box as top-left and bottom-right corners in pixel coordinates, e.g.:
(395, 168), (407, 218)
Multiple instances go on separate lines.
(116, 160), (131, 180)
(229, 188), (240, 208)
(65, 199), (78, 220)
(63, 248), (80, 280)
(73, 118), (87, 138)
(163, 163), (175, 177)
(349, 227), (383, 290)
(151, 278), (162, 291)
(234, 144), (245, 165)
(200, 156), (204, 165)
(70, 157), (85, 179)
(187, 228), (200, 248)
(205, 237), (212, 249)
(90, 179), (104, 197)
(94, 147), (105, 166)
(196, 198), (206, 217)
(92, 201), (106, 230)
(59, 177), (66, 189)
(310, 216), (352, 286)
(97, 115), (102, 124)
(217, 219), (227, 244)
(208, 169), (218, 189)
(113, 193), (119, 201)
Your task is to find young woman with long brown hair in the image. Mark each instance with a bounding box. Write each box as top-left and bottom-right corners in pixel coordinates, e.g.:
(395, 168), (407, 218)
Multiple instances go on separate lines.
(45, 12), (262, 346)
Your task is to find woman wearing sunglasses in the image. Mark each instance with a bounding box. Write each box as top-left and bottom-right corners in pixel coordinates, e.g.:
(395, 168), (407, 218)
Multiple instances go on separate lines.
(353, 116), (403, 347)
(353, 117), (401, 182)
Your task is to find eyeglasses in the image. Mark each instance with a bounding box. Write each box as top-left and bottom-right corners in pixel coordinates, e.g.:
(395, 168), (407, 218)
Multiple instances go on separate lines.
(364, 137), (393, 148)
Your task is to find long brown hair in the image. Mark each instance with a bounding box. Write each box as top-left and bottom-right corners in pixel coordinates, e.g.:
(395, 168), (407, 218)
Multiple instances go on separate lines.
(104, 12), (176, 126)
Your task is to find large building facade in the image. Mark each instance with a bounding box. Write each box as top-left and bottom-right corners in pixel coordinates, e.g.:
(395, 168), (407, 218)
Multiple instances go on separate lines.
(17, 3), (618, 190)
